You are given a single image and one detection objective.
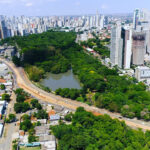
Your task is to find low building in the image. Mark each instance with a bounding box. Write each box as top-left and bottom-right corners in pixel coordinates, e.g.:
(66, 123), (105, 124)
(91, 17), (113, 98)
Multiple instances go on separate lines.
(39, 135), (55, 143)
(40, 135), (56, 150)
(20, 135), (28, 144)
(4, 82), (13, 86)
(4, 46), (15, 59)
(49, 121), (59, 126)
(48, 110), (55, 118)
(0, 46), (5, 56)
(0, 79), (7, 84)
(135, 66), (150, 81)
(37, 119), (47, 125)
(0, 64), (9, 76)
(35, 125), (49, 136)
(50, 114), (60, 121)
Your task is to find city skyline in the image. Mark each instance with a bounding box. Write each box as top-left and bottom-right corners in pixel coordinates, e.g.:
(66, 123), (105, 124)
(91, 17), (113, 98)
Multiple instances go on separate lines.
(0, 0), (150, 16)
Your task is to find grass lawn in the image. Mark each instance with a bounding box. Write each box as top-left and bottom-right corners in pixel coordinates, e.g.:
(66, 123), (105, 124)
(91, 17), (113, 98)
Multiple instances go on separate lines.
(20, 147), (41, 150)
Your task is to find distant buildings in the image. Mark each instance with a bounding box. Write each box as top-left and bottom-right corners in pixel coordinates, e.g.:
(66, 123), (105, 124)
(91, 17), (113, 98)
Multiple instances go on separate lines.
(133, 9), (140, 30)
(0, 13), (109, 40)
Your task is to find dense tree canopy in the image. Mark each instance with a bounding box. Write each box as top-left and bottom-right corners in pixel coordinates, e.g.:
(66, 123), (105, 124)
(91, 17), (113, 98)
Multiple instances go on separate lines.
(5, 114), (16, 123)
(0, 84), (5, 90)
(51, 107), (150, 150)
(14, 88), (30, 113)
(55, 88), (82, 100)
(31, 99), (42, 110)
(2, 93), (10, 102)
(3, 31), (150, 120)
(34, 109), (48, 119)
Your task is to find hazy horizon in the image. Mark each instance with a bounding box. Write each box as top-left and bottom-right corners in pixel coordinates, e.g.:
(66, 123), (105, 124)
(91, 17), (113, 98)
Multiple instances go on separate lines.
(0, 0), (149, 16)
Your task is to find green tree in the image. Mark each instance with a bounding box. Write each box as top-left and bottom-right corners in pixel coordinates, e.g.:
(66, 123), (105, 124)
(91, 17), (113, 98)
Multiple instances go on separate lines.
(31, 99), (42, 110)
(31, 99), (38, 107)
(16, 95), (25, 103)
(28, 135), (38, 143)
(14, 103), (23, 113)
(0, 84), (5, 90)
(14, 88), (24, 95)
(64, 113), (73, 121)
(12, 56), (21, 67)
(9, 114), (16, 122)
(2, 93), (10, 102)
(22, 114), (30, 121)
(35, 109), (48, 119)
(20, 119), (32, 132)
(14, 102), (30, 113)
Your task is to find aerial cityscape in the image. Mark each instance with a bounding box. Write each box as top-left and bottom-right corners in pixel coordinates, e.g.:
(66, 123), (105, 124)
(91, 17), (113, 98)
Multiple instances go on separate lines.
(1, 0), (150, 150)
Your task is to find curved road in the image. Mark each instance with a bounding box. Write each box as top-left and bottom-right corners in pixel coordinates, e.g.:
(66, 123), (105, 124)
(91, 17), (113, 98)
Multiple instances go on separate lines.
(1, 58), (150, 131)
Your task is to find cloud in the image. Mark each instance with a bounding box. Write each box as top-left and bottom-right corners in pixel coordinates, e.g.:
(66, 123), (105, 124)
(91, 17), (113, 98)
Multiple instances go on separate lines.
(25, 2), (33, 7)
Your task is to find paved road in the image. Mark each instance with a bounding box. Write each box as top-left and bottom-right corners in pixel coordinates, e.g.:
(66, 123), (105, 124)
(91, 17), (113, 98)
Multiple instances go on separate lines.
(1, 58), (150, 131)
(0, 64), (17, 150)
(0, 93), (17, 150)
(0, 123), (15, 150)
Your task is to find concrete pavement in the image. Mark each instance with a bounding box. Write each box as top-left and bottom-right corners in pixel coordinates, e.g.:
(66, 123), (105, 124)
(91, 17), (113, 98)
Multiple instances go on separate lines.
(0, 123), (15, 150)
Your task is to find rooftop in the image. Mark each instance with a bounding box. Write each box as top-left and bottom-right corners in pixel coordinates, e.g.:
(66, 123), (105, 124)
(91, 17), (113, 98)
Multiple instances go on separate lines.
(0, 79), (6, 83)
(39, 135), (56, 142)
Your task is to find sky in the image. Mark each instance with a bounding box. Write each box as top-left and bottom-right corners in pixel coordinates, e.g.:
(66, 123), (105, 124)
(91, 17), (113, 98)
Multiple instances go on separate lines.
(0, 0), (150, 16)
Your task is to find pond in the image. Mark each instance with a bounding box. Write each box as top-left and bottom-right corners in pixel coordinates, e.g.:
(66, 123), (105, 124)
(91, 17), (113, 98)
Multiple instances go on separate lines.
(40, 70), (82, 91)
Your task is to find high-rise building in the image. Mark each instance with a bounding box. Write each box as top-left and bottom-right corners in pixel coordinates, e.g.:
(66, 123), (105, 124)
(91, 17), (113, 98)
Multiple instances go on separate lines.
(96, 11), (100, 27)
(0, 20), (8, 39)
(110, 9), (150, 69)
(145, 29), (150, 54)
(132, 31), (146, 65)
(122, 26), (132, 69)
(104, 16), (109, 25)
(139, 9), (150, 23)
(111, 24), (133, 69)
(133, 9), (140, 30)
(100, 15), (104, 29)
(110, 22), (123, 68)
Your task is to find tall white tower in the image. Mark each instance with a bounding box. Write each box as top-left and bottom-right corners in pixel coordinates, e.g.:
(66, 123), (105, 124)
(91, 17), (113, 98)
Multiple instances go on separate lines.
(110, 21), (123, 68)
(96, 10), (100, 27)
(100, 15), (105, 29)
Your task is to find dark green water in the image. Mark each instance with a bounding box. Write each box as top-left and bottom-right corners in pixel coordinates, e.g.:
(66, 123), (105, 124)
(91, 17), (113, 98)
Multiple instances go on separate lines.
(40, 70), (82, 91)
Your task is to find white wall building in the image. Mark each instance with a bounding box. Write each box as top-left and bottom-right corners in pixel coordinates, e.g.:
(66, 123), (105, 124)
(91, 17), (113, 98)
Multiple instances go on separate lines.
(123, 26), (133, 69)
(110, 21), (123, 68)
(135, 66), (150, 81)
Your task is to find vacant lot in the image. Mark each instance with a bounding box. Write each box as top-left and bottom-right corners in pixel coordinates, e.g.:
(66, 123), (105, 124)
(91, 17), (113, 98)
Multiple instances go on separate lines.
(20, 147), (41, 150)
